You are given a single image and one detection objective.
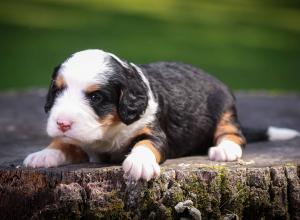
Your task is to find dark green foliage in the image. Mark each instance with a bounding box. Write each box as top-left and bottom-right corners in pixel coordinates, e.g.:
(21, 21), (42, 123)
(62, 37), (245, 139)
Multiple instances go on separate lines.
(0, 0), (299, 91)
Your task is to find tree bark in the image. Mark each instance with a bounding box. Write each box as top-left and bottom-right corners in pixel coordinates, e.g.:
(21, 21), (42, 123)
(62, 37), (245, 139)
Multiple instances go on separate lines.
(0, 163), (299, 219)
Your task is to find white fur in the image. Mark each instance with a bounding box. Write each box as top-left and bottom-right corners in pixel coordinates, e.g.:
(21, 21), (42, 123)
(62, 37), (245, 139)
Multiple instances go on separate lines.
(47, 49), (114, 144)
(62, 49), (113, 86)
(47, 49), (158, 154)
(267, 126), (299, 141)
(208, 139), (242, 162)
(26, 49), (159, 173)
(23, 148), (66, 168)
(122, 146), (160, 181)
(47, 88), (104, 144)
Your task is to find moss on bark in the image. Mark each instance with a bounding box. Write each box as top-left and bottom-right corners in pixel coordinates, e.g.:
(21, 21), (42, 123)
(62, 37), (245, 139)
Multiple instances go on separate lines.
(0, 164), (299, 219)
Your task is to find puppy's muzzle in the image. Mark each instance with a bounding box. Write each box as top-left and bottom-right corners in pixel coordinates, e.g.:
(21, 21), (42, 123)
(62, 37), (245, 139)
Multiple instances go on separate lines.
(56, 119), (73, 132)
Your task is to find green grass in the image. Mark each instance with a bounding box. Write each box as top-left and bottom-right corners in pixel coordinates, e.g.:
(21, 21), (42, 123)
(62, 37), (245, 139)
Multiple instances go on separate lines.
(0, 0), (300, 91)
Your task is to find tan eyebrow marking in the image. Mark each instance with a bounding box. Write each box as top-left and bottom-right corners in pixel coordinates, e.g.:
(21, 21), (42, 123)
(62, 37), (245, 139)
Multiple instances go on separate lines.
(85, 84), (101, 93)
(55, 74), (66, 89)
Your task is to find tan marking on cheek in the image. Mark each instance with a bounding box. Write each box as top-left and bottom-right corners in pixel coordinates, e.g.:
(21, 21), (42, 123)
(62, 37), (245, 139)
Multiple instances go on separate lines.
(48, 138), (88, 163)
(85, 84), (100, 93)
(134, 140), (161, 163)
(99, 112), (120, 127)
(55, 74), (65, 88)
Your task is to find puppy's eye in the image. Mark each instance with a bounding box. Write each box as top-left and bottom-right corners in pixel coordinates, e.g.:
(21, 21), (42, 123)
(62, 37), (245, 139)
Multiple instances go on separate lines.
(87, 91), (103, 103)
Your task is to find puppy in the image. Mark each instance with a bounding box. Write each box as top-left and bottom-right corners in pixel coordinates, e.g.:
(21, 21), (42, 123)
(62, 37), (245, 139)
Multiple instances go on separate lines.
(24, 49), (299, 181)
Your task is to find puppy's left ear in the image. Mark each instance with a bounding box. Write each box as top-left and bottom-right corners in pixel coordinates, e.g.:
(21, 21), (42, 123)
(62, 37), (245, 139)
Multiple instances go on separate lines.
(44, 65), (61, 113)
(118, 64), (149, 125)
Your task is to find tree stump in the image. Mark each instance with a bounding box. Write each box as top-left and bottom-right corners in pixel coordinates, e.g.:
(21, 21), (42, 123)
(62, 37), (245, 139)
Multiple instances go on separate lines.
(0, 160), (299, 219)
(0, 91), (299, 219)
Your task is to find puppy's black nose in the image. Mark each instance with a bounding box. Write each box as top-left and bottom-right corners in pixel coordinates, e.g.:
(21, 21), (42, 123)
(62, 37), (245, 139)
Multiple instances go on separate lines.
(57, 119), (72, 132)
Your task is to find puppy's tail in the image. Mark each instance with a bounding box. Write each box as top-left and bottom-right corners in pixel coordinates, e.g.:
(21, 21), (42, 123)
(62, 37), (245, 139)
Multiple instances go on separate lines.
(242, 126), (300, 143)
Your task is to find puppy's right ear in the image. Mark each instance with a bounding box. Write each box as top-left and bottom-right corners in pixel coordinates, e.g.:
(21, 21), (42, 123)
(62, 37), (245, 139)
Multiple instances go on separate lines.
(108, 54), (149, 125)
(44, 65), (61, 113)
(117, 64), (148, 125)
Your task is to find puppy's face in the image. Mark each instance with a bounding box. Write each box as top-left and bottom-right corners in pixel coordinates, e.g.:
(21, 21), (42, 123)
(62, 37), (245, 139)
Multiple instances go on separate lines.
(45, 49), (148, 145)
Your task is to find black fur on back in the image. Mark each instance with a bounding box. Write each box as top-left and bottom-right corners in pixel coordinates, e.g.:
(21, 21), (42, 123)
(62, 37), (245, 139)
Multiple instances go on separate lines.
(139, 62), (236, 158)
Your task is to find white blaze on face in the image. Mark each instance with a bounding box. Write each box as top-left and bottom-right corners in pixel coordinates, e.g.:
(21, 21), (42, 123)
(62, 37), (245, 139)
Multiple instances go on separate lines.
(61, 50), (112, 86)
(46, 49), (113, 144)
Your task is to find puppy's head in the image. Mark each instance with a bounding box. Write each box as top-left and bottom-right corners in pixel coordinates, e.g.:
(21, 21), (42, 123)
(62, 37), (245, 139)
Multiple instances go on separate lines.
(45, 49), (149, 144)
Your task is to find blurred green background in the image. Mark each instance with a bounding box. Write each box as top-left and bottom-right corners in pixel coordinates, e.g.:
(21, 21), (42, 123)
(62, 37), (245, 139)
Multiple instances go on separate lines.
(0, 0), (299, 91)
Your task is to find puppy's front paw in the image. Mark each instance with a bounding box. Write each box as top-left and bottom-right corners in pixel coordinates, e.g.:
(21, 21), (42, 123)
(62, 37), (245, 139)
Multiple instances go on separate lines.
(122, 146), (160, 181)
(23, 148), (66, 168)
(208, 140), (242, 162)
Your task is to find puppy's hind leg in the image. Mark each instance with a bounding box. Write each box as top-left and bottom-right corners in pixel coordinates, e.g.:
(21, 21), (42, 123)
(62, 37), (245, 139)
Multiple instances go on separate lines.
(209, 109), (246, 162)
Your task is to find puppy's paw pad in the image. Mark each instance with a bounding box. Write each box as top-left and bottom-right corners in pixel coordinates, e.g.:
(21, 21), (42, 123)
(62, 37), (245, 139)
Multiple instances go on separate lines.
(122, 146), (160, 181)
(23, 149), (66, 168)
(208, 140), (242, 162)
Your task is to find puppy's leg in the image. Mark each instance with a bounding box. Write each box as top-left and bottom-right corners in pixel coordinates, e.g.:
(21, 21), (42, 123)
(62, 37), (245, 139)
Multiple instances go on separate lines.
(209, 109), (246, 162)
(24, 139), (89, 168)
(122, 126), (166, 181)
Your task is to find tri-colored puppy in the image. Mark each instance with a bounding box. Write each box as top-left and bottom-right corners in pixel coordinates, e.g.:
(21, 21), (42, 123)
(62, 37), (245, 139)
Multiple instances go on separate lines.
(24, 49), (299, 181)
